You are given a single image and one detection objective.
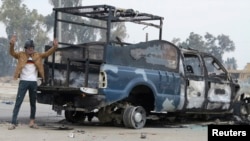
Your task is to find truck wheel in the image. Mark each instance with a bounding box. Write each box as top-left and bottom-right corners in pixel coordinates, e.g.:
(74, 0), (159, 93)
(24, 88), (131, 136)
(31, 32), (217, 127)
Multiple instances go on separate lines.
(64, 110), (86, 123)
(123, 106), (147, 129)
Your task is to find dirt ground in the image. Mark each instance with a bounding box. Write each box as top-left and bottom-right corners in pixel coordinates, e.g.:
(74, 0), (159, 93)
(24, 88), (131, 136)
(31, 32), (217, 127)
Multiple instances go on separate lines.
(0, 81), (208, 141)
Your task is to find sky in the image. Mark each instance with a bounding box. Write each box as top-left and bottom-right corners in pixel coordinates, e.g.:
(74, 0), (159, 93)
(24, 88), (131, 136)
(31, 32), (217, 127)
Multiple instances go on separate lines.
(1, 0), (250, 69)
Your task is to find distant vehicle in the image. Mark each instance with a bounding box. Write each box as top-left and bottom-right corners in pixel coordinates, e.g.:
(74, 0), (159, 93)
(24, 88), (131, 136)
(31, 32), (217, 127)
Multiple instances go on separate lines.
(37, 5), (250, 129)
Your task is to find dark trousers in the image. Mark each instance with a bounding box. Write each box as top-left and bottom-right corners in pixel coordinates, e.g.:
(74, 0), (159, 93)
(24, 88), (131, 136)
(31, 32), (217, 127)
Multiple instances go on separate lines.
(11, 80), (37, 125)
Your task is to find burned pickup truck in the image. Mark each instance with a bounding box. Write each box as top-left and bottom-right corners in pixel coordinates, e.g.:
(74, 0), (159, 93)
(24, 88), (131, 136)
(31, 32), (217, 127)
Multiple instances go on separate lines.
(37, 5), (250, 129)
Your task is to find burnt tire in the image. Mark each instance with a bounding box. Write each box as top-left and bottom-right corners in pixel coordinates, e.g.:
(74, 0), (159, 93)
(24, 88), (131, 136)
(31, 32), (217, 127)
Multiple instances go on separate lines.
(122, 106), (147, 129)
(64, 110), (86, 123)
(122, 106), (134, 128)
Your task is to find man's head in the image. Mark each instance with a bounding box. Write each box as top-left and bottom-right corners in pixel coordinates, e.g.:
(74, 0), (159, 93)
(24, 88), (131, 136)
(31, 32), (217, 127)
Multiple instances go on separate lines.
(24, 39), (35, 49)
(24, 39), (35, 55)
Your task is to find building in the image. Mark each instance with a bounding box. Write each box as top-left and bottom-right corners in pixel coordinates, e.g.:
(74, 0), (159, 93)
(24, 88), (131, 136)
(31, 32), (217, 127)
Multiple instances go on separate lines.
(228, 63), (250, 82)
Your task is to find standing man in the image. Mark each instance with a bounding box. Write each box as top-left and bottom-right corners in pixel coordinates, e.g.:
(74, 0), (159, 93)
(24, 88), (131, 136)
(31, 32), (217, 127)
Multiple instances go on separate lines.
(8, 35), (58, 130)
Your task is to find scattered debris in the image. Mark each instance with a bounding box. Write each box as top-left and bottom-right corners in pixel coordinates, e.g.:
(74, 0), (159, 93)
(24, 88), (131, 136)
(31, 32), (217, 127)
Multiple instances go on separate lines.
(57, 125), (73, 130)
(76, 129), (85, 134)
(140, 132), (146, 139)
(44, 124), (74, 130)
(68, 132), (75, 138)
(1, 100), (14, 105)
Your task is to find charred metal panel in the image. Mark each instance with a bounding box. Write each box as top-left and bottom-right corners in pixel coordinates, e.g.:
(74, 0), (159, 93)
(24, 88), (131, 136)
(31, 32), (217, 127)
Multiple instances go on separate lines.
(179, 58), (185, 76)
(208, 83), (231, 101)
(48, 44), (104, 64)
(186, 80), (206, 109)
(206, 83), (232, 110)
(106, 40), (179, 72)
(206, 103), (231, 110)
(51, 69), (99, 88)
(130, 44), (177, 69)
(177, 84), (186, 110)
(176, 59), (186, 110)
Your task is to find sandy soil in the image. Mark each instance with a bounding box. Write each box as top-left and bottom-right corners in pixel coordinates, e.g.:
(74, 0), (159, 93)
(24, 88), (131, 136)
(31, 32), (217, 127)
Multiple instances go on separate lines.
(0, 82), (208, 141)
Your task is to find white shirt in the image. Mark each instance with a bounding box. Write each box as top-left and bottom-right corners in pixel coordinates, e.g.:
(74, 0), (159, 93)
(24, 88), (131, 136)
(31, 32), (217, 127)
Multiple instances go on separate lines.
(20, 57), (38, 81)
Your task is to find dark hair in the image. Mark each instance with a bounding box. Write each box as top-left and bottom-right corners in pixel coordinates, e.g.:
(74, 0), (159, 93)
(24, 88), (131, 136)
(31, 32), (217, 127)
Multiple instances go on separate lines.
(24, 39), (35, 49)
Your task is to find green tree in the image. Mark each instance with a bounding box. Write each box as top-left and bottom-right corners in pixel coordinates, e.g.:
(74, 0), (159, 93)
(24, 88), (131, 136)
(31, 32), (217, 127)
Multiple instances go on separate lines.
(224, 57), (237, 70)
(180, 32), (206, 51)
(204, 33), (235, 62)
(176, 32), (235, 65)
(0, 0), (50, 51)
(0, 38), (13, 76)
(171, 37), (181, 45)
(0, 0), (50, 76)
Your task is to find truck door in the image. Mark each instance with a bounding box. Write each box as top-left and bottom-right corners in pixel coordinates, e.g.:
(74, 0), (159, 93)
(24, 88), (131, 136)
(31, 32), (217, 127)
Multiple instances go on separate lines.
(203, 55), (232, 111)
(183, 53), (206, 110)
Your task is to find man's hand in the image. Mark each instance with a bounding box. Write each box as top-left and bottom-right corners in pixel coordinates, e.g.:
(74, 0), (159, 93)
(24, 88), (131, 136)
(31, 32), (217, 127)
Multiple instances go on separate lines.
(53, 38), (58, 47)
(10, 35), (16, 46)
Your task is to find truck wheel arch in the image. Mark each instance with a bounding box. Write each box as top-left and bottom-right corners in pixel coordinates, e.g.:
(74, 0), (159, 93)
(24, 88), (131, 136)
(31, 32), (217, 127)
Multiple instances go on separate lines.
(127, 85), (155, 113)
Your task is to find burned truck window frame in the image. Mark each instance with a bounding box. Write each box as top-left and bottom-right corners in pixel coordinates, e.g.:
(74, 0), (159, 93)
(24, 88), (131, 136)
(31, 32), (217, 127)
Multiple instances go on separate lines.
(203, 56), (226, 76)
(183, 53), (203, 76)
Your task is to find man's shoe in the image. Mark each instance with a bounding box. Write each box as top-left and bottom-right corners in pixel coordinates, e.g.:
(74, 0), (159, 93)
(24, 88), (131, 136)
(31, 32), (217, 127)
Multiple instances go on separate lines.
(29, 124), (39, 129)
(8, 124), (16, 130)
